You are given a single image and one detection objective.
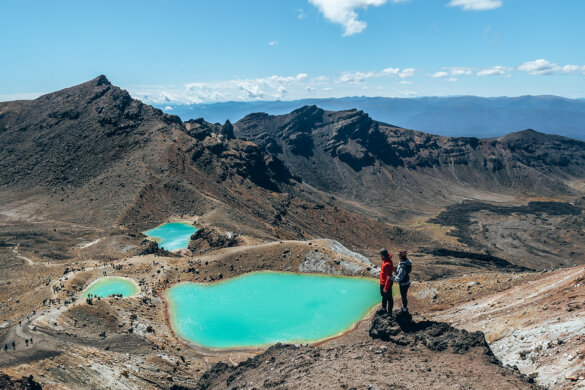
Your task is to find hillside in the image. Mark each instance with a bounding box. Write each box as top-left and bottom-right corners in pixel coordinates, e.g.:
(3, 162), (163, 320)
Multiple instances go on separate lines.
(235, 106), (585, 214)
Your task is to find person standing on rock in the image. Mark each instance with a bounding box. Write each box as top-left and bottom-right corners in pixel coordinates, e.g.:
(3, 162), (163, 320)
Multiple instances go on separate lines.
(393, 250), (412, 312)
(379, 249), (394, 313)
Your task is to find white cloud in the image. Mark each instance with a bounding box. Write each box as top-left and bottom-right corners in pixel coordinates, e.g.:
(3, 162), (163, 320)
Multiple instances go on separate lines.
(381, 67), (400, 76)
(338, 71), (378, 83)
(448, 67), (473, 76)
(517, 59), (585, 75)
(448, 0), (502, 11)
(476, 66), (510, 76)
(131, 73), (314, 104)
(338, 67), (415, 83)
(448, 77), (459, 82)
(268, 40), (278, 46)
(399, 68), (415, 78)
(296, 8), (308, 19)
(308, 0), (390, 36)
(431, 71), (449, 78)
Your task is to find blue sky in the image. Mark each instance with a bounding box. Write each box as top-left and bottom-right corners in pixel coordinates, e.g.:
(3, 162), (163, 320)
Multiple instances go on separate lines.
(1, 0), (584, 103)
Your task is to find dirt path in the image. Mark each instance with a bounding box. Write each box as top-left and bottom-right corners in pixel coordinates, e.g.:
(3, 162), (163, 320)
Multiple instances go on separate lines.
(11, 244), (34, 266)
(0, 315), (63, 367)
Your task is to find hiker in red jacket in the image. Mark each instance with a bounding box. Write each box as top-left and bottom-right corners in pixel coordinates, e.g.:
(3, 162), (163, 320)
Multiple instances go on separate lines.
(379, 248), (394, 313)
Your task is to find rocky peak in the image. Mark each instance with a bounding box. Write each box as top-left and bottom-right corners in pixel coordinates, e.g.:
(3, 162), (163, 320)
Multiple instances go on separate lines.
(220, 119), (235, 139)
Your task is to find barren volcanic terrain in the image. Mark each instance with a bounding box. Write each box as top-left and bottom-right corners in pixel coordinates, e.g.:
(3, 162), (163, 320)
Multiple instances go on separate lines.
(0, 77), (584, 389)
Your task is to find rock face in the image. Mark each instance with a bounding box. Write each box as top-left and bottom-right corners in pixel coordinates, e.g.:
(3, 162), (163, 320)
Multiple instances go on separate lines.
(0, 76), (296, 233)
(369, 310), (494, 356)
(0, 372), (42, 390)
(177, 325), (537, 390)
(136, 240), (176, 257)
(187, 227), (241, 254)
(234, 106), (585, 222)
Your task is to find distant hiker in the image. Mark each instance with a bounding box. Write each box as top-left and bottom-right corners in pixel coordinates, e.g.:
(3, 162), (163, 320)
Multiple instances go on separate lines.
(393, 250), (412, 312)
(379, 248), (394, 313)
(25, 339), (29, 347)
(3, 344), (7, 352)
(11, 341), (15, 350)
(30, 336), (33, 344)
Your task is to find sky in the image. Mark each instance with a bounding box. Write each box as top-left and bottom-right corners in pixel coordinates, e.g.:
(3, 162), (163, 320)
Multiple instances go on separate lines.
(1, 0), (585, 104)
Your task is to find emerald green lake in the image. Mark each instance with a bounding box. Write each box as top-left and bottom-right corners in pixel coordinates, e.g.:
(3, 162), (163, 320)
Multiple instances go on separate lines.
(167, 271), (380, 349)
(81, 277), (140, 298)
(143, 222), (197, 251)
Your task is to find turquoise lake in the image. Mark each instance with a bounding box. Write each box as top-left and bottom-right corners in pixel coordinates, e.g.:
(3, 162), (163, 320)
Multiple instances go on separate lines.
(143, 222), (197, 251)
(81, 277), (140, 298)
(167, 271), (380, 349)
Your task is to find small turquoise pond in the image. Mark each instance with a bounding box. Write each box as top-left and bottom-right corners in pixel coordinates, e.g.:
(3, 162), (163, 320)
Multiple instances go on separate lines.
(167, 271), (380, 349)
(143, 222), (197, 251)
(81, 277), (140, 298)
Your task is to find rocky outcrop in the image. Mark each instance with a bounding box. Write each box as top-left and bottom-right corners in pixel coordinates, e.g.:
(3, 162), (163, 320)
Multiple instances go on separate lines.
(188, 227), (241, 254)
(136, 240), (176, 257)
(369, 310), (494, 356)
(234, 105), (585, 208)
(0, 373), (42, 390)
(0, 75), (182, 189)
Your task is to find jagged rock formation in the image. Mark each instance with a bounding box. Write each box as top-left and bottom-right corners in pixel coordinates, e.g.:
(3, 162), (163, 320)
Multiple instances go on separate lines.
(235, 106), (585, 223)
(136, 239), (177, 257)
(187, 227), (241, 254)
(369, 310), (493, 356)
(0, 76), (295, 234)
(0, 77), (437, 255)
(174, 319), (537, 390)
(0, 372), (42, 390)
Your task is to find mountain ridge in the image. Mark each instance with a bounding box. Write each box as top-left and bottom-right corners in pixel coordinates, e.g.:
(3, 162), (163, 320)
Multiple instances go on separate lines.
(157, 95), (585, 140)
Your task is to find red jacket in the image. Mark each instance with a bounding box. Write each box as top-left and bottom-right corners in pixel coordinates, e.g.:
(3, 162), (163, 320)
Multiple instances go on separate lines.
(380, 257), (394, 291)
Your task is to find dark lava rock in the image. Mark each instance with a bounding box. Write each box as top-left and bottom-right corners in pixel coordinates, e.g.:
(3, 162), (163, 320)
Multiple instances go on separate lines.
(220, 120), (234, 139)
(0, 372), (42, 390)
(369, 310), (494, 356)
(137, 240), (176, 257)
(188, 227), (240, 254)
(425, 248), (531, 272)
(195, 344), (296, 390)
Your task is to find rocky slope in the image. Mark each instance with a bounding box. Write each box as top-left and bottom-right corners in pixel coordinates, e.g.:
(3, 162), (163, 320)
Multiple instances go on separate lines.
(432, 265), (585, 389)
(235, 106), (585, 221)
(0, 77), (434, 255)
(177, 311), (538, 390)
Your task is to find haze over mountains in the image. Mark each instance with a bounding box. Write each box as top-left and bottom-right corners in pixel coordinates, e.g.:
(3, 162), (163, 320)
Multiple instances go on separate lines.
(157, 95), (585, 140)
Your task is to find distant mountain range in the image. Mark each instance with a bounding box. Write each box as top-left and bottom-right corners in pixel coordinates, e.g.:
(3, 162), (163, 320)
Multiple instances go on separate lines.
(156, 96), (585, 141)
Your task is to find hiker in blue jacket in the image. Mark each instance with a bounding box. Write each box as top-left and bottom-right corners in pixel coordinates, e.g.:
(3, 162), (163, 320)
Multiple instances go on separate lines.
(392, 250), (412, 312)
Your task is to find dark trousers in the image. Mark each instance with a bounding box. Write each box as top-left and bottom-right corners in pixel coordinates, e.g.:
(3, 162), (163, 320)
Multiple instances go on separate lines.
(399, 284), (410, 310)
(380, 285), (393, 312)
